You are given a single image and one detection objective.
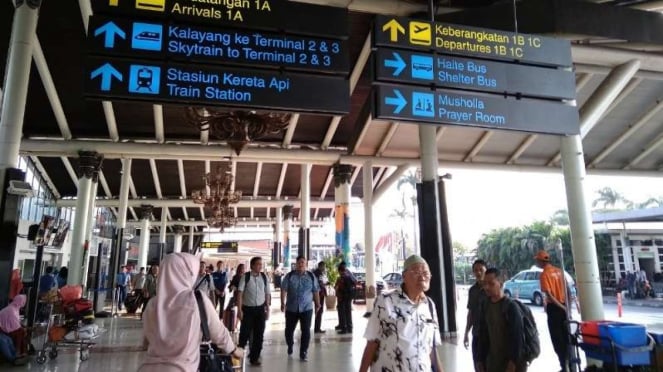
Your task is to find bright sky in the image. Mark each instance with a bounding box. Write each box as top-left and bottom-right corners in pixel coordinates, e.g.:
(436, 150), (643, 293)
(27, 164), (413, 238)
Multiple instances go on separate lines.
(349, 169), (663, 250)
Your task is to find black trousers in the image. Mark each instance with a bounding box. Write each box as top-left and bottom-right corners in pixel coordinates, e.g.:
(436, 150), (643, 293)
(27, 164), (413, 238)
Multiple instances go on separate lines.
(337, 298), (353, 331)
(239, 305), (266, 362)
(314, 294), (325, 331)
(546, 304), (569, 372)
(285, 310), (313, 355)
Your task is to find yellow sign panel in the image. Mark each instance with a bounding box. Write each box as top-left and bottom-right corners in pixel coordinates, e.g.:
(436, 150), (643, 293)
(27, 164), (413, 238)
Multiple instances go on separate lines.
(109, 0), (119, 6)
(409, 21), (431, 46)
(135, 0), (165, 12)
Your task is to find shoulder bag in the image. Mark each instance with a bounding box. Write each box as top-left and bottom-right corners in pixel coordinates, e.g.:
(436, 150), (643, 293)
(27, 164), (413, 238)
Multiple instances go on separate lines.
(194, 291), (234, 372)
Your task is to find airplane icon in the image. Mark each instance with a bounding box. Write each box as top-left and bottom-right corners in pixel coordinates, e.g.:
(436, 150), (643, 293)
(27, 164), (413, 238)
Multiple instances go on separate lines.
(409, 21), (431, 46)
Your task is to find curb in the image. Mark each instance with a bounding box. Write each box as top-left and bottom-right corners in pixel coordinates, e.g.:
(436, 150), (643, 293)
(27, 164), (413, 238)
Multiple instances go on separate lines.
(603, 298), (663, 308)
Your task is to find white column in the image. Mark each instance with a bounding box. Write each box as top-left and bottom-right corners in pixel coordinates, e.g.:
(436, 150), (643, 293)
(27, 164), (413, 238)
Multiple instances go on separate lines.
(159, 208), (167, 257)
(363, 161), (376, 311)
(68, 180), (94, 285)
(173, 225), (184, 253)
(188, 226), (194, 252)
(283, 205), (293, 270)
(138, 205), (152, 269)
(0, 1), (40, 207)
(301, 163), (311, 228)
(560, 135), (604, 321)
(117, 159), (132, 265)
(333, 164), (353, 264)
(81, 179), (99, 288)
(275, 207), (283, 264)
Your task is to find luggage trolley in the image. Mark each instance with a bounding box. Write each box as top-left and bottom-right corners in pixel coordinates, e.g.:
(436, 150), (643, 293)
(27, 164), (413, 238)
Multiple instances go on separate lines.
(35, 297), (99, 364)
(570, 320), (655, 371)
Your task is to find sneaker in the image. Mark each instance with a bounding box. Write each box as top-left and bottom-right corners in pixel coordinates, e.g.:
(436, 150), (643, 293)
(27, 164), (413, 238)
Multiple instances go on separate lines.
(314, 329), (326, 334)
(250, 358), (262, 366)
(287, 345), (293, 356)
(300, 352), (308, 362)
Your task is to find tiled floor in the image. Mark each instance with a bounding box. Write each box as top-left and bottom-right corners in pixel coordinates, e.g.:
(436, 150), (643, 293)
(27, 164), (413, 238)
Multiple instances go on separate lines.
(0, 289), (579, 371)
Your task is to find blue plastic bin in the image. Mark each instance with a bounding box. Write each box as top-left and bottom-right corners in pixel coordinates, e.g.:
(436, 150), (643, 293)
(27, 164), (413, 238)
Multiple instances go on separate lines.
(598, 323), (647, 347)
(582, 344), (651, 366)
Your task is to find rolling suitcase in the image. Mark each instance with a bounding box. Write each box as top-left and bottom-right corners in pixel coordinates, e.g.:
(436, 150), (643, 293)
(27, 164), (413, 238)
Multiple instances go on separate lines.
(223, 306), (237, 333)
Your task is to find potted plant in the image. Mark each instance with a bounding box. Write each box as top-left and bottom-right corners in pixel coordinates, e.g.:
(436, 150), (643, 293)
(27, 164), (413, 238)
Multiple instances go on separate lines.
(323, 255), (342, 310)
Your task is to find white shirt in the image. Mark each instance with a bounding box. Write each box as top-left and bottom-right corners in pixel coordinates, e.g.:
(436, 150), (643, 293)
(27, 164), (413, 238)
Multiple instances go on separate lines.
(364, 288), (441, 371)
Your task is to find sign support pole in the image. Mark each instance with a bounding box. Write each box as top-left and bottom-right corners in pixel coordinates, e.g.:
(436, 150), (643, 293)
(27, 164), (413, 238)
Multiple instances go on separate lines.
(0, 0), (40, 218)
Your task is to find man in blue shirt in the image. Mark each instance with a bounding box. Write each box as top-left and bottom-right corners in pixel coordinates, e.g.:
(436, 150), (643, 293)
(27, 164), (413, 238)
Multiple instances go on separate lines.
(280, 256), (321, 362)
(211, 260), (228, 314)
(38, 266), (57, 296)
(116, 266), (131, 311)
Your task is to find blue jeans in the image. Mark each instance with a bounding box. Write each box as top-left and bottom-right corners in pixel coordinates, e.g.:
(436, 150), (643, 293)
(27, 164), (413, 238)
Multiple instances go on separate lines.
(285, 310), (313, 356)
(117, 285), (127, 310)
(0, 333), (17, 362)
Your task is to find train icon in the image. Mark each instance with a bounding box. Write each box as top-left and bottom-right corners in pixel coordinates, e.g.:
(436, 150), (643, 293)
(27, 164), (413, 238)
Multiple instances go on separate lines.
(128, 65), (160, 95)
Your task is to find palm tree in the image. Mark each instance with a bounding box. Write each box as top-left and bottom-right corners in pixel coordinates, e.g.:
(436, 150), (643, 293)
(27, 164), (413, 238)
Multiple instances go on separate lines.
(637, 197), (663, 209)
(389, 194), (411, 260)
(396, 169), (420, 254)
(550, 209), (570, 226)
(592, 187), (631, 209)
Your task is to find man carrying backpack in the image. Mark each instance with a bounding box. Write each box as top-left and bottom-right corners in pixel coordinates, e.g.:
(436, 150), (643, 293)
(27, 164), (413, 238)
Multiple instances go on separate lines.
(237, 257), (271, 366)
(280, 256), (321, 361)
(535, 250), (570, 372)
(477, 268), (530, 372)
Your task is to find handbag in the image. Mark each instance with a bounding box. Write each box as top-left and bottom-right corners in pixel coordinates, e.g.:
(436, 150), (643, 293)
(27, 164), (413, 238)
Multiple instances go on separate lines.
(194, 291), (234, 372)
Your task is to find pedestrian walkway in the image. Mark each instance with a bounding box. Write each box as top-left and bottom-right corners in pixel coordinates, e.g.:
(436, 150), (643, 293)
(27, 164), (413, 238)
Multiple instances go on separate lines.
(603, 295), (663, 308)
(1, 295), (578, 371)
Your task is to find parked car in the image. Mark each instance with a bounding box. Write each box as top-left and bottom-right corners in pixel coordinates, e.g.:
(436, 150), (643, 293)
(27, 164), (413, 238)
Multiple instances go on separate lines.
(383, 272), (403, 290)
(503, 267), (576, 306)
(351, 272), (385, 303)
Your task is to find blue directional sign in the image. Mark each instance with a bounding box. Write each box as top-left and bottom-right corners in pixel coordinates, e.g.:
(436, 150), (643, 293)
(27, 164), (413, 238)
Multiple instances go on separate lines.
(87, 16), (349, 74)
(374, 48), (576, 101)
(131, 22), (163, 51)
(85, 57), (349, 114)
(374, 84), (579, 135)
(90, 63), (123, 91)
(94, 21), (126, 48)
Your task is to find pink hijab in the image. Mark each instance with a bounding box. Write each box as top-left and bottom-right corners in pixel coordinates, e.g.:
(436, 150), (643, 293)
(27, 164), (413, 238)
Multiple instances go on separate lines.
(0, 294), (26, 333)
(142, 253), (200, 364)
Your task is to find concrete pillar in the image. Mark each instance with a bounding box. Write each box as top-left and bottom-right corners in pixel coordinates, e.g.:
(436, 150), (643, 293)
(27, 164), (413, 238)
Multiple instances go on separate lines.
(0, 1), (40, 210)
(173, 225), (184, 253)
(275, 207), (283, 265)
(299, 163), (311, 259)
(116, 159), (132, 266)
(138, 205), (153, 269)
(159, 208), (167, 259)
(68, 151), (103, 286)
(188, 226), (194, 253)
(418, 124), (451, 335)
(283, 205), (293, 270)
(560, 135), (605, 321)
(333, 163), (353, 264)
(81, 178), (99, 289)
(363, 161), (376, 310)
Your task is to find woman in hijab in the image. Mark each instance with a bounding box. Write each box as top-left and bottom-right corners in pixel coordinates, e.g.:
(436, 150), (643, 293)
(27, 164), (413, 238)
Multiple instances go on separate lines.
(0, 294), (28, 363)
(139, 253), (243, 372)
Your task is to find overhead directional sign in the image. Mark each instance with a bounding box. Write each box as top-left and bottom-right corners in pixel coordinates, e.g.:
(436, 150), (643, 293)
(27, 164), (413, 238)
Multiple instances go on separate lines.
(374, 15), (573, 67)
(85, 57), (349, 114)
(91, 0), (349, 39)
(374, 48), (576, 100)
(88, 15), (349, 74)
(374, 84), (579, 135)
(201, 241), (239, 253)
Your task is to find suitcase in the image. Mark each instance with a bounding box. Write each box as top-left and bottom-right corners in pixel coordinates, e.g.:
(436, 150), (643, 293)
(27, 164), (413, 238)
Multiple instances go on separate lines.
(223, 307), (237, 333)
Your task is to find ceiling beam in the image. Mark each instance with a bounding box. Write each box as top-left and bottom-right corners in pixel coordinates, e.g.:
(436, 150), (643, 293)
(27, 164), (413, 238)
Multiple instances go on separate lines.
(435, 127), (446, 143)
(55, 198), (337, 208)
(575, 73), (594, 94)
(321, 32), (372, 150)
(97, 170), (112, 198)
(102, 101), (120, 142)
(547, 60), (641, 166)
(33, 37), (71, 140)
(350, 165), (361, 188)
(589, 99), (663, 168)
(464, 131), (493, 162)
(276, 163), (288, 197)
(320, 168), (334, 200)
(61, 156), (78, 190)
(253, 162), (263, 197)
(177, 159), (187, 197)
(149, 159), (163, 198)
(30, 156), (61, 199)
(376, 123), (399, 156)
(351, 114), (373, 155)
(282, 114), (300, 148)
(373, 167), (386, 188)
(154, 105), (164, 144)
(624, 133), (663, 169)
(373, 164), (410, 203)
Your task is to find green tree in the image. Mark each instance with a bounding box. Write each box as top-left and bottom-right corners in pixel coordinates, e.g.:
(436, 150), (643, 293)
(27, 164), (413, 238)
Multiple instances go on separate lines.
(637, 197), (663, 209)
(550, 209), (570, 226)
(592, 187), (632, 210)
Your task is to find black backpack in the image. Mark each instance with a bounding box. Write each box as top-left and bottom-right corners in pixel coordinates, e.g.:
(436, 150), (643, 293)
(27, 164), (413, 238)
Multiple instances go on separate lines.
(244, 272), (268, 288)
(503, 298), (541, 364)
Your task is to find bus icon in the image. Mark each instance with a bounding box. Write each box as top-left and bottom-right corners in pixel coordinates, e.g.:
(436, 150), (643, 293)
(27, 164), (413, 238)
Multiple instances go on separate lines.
(411, 55), (433, 80)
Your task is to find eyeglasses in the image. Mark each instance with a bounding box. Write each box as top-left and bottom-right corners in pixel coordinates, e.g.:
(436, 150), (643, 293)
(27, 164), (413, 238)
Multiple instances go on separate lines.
(408, 270), (431, 279)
